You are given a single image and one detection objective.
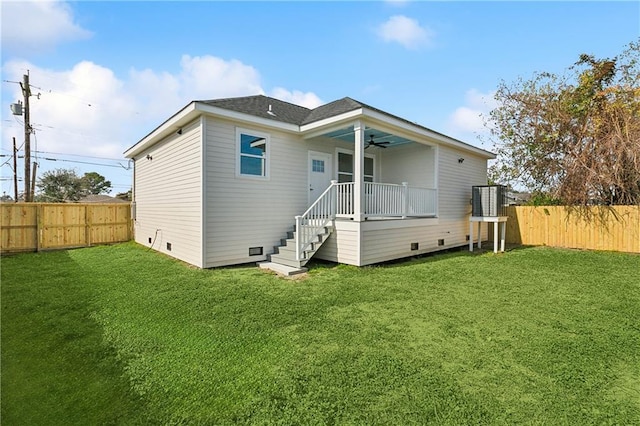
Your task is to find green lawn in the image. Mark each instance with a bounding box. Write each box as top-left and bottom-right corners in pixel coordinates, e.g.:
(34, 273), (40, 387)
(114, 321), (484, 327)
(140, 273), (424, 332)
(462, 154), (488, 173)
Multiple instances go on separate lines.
(2, 243), (639, 425)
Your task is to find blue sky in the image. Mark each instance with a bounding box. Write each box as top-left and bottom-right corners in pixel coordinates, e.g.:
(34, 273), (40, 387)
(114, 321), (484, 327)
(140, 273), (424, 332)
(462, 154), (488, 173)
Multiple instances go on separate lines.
(1, 0), (638, 197)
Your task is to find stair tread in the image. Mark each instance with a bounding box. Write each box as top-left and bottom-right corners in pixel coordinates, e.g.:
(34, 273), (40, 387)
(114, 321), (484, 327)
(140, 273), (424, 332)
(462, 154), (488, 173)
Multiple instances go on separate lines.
(270, 221), (334, 269)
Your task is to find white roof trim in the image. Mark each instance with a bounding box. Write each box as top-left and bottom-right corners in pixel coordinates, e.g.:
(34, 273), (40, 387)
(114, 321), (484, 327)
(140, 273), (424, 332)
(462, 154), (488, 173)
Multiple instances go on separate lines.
(125, 98), (495, 160)
(300, 106), (494, 159)
(124, 101), (300, 158)
(299, 109), (363, 137)
(124, 102), (198, 158)
(361, 108), (495, 158)
(195, 103), (300, 133)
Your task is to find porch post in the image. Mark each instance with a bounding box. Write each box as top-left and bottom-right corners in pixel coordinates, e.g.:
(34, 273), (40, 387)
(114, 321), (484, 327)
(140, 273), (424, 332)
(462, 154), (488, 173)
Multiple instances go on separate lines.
(353, 121), (365, 222)
(402, 182), (408, 219)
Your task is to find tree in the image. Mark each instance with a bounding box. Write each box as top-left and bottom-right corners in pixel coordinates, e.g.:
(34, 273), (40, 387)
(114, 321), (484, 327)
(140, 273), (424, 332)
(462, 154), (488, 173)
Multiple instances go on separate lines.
(81, 172), (112, 195)
(36, 169), (85, 202)
(36, 169), (112, 202)
(115, 189), (132, 201)
(488, 40), (640, 206)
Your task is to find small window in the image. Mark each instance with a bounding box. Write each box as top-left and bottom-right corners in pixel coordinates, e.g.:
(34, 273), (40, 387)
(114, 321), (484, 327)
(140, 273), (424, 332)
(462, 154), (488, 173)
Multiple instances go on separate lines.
(312, 159), (325, 173)
(237, 128), (269, 178)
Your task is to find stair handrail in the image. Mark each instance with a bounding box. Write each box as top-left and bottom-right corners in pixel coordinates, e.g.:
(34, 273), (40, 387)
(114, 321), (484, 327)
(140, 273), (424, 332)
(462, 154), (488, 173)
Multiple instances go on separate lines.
(295, 180), (337, 261)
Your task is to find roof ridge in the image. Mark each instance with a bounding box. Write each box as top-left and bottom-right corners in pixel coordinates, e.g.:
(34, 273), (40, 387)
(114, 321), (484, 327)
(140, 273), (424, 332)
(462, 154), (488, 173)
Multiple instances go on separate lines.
(198, 94), (312, 112)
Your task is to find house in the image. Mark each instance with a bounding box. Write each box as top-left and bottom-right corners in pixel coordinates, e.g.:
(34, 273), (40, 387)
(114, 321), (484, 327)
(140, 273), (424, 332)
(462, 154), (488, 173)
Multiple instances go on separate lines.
(124, 95), (493, 273)
(77, 194), (130, 204)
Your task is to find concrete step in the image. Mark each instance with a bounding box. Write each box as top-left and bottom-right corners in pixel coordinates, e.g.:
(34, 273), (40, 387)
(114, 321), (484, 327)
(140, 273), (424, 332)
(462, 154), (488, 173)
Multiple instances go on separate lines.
(268, 223), (334, 270)
(268, 254), (304, 269)
(258, 261), (307, 277)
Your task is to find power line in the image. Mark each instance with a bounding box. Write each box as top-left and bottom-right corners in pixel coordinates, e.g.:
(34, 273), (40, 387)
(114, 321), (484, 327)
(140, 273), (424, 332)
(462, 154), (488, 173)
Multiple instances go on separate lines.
(34, 150), (125, 162)
(36, 157), (128, 168)
(1, 149), (128, 164)
(1, 154), (130, 169)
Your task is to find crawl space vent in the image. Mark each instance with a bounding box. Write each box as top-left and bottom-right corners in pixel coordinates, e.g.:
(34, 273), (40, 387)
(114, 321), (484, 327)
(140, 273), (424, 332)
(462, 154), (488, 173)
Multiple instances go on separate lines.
(249, 247), (263, 256)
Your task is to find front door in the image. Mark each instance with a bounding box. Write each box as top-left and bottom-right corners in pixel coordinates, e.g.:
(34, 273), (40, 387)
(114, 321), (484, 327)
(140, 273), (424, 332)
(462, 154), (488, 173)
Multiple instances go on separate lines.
(308, 151), (333, 205)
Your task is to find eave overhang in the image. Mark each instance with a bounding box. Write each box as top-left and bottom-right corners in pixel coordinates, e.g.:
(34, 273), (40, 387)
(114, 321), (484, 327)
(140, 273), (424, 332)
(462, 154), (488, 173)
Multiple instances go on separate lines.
(124, 101), (300, 159)
(124, 99), (495, 160)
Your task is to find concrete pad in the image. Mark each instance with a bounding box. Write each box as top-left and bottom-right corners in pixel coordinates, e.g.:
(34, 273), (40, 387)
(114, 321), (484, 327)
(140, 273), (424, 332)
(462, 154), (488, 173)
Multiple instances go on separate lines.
(257, 262), (308, 277)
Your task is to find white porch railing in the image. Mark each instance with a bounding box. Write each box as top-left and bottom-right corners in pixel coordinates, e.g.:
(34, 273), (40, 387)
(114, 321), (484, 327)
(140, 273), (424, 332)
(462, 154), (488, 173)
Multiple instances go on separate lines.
(337, 182), (438, 218)
(295, 181), (337, 261)
(295, 181), (438, 260)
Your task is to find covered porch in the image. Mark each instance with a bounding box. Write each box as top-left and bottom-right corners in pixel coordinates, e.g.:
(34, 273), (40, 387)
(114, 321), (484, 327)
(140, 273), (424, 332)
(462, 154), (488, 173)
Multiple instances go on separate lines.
(295, 120), (439, 261)
(304, 119), (439, 221)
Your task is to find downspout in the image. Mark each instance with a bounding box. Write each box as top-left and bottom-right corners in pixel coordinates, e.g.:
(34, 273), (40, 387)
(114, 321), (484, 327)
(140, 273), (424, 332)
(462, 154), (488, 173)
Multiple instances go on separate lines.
(130, 158), (136, 238)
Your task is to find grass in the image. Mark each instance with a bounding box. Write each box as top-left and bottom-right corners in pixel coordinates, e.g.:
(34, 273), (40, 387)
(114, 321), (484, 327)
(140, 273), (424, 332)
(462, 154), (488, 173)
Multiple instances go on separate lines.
(2, 243), (639, 425)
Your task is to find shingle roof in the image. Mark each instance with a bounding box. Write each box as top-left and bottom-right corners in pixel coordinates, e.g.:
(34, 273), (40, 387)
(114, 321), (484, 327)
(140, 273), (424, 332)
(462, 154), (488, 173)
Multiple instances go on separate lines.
(300, 97), (363, 124)
(198, 95), (369, 126)
(199, 95), (311, 126)
(126, 94), (495, 158)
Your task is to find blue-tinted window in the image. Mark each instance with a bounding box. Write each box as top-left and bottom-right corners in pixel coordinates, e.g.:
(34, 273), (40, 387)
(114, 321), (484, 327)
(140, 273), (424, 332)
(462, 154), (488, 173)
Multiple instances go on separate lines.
(238, 132), (268, 177)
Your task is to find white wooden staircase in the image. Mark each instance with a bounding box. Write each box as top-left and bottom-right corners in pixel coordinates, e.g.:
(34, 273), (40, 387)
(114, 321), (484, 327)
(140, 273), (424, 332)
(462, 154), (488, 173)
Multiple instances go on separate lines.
(259, 182), (337, 276)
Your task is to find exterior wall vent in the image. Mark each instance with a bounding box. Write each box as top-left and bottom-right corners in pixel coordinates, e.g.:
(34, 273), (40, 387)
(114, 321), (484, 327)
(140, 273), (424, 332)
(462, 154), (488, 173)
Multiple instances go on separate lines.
(166, 242), (172, 251)
(411, 242), (419, 251)
(249, 247), (263, 256)
(472, 185), (507, 217)
(438, 239), (445, 246)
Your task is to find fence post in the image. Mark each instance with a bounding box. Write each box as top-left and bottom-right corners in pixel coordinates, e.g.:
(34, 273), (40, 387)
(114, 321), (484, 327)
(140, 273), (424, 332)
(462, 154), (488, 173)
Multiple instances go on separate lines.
(36, 204), (42, 251)
(85, 204), (91, 247)
(402, 182), (408, 219)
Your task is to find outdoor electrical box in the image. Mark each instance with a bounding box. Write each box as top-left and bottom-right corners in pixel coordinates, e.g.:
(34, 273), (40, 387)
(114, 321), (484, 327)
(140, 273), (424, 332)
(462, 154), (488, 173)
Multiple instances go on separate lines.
(472, 185), (507, 217)
(10, 102), (23, 116)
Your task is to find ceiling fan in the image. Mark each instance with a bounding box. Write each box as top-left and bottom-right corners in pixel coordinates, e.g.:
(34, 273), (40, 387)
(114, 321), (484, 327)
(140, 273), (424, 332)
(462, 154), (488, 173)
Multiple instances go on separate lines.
(365, 134), (390, 149)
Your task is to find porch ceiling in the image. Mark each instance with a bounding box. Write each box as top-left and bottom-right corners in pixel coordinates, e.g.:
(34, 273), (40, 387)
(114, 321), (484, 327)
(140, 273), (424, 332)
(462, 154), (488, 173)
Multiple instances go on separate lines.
(323, 126), (414, 148)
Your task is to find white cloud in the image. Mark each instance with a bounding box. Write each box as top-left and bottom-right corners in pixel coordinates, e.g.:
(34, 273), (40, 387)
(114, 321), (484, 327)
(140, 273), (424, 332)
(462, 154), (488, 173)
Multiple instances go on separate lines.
(178, 55), (264, 100)
(447, 89), (498, 140)
(1, 55), (323, 195)
(1, 55), (323, 163)
(3, 60), (136, 160)
(1, 0), (92, 53)
(270, 88), (323, 109)
(377, 15), (433, 50)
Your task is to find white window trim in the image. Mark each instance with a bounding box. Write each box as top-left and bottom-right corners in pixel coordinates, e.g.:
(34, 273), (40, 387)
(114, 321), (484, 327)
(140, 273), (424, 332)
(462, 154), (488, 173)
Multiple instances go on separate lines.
(236, 127), (270, 180)
(335, 147), (376, 182)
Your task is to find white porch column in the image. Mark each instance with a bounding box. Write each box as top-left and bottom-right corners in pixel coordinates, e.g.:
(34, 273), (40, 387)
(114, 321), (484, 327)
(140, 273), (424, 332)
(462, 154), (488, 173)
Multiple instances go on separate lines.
(353, 121), (365, 222)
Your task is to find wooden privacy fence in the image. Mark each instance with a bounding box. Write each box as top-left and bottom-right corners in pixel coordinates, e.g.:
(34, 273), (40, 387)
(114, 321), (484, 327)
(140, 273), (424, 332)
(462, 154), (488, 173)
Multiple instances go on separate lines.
(500, 205), (640, 253)
(1, 203), (132, 254)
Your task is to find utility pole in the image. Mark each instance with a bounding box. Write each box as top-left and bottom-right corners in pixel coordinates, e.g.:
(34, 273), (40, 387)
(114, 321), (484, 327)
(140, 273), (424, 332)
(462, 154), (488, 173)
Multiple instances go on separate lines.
(21, 73), (32, 202)
(30, 162), (38, 201)
(13, 137), (18, 202)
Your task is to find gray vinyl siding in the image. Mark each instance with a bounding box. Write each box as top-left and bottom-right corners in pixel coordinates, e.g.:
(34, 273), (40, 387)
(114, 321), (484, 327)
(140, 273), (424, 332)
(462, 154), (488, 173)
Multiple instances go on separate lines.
(437, 145), (488, 220)
(379, 143), (436, 188)
(359, 145), (489, 265)
(359, 218), (477, 265)
(204, 117), (308, 267)
(360, 219), (444, 265)
(133, 119), (203, 267)
(314, 220), (360, 265)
